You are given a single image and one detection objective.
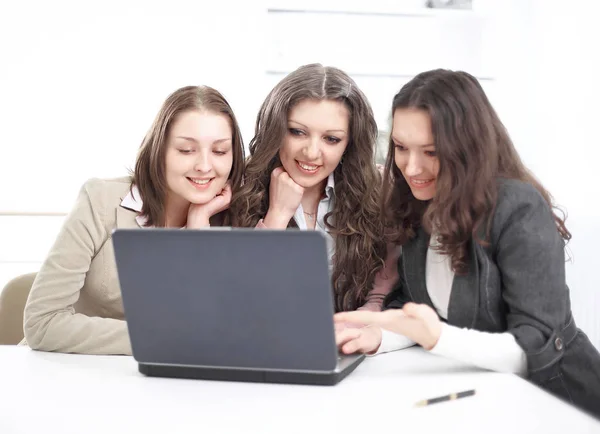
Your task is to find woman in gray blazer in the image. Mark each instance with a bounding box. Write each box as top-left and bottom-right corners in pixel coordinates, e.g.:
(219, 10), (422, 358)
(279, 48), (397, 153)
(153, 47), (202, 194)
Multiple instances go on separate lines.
(334, 69), (600, 417)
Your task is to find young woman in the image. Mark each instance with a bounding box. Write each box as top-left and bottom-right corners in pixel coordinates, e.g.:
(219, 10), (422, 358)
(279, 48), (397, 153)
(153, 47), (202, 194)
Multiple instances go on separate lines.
(334, 69), (600, 417)
(230, 63), (389, 313)
(23, 85), (245, 355)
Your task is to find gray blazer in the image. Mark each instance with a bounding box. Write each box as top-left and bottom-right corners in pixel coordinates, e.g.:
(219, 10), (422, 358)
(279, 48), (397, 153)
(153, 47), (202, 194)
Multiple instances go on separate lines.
(385, 178), (600, 418)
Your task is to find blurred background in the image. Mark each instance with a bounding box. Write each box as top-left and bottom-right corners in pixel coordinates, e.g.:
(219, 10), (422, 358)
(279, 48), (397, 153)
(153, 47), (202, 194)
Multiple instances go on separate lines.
(1, 0), (598, 347)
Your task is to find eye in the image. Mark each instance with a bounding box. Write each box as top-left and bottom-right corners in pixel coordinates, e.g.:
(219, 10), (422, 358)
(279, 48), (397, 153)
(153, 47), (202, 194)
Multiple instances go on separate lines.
(289, 128), (305, 136)
(394, 144), (406, 151)
(213, 150), (229, 156)
(324, 136), (342, 144)
(178, 149), (193, 154)
(425, 150), (437, 157)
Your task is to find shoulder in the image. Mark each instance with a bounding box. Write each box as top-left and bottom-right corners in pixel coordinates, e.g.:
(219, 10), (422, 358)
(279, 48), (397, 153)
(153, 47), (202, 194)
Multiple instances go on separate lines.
(80, 176), (133, 202)
(491, 177), (557, 241)
(76, 177), (134, 222)
(496, 177), (546, 208)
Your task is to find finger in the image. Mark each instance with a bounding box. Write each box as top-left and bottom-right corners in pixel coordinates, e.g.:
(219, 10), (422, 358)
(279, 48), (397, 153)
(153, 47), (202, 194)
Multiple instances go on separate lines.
(271, 167), (284, 178)
(341, 338), (363, 354)
(335, 328), (361, 347)
(341, 331), (374, 355)
(402, 302), (429, 319)
(221, 184), (233, 200)
(334, 322), (346, 333)
(279, 171), (292, 184)
(334, 311), (384, 327)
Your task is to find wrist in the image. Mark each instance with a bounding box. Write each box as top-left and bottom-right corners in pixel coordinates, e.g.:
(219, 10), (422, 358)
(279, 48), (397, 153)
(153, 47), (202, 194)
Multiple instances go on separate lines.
(263, 209), (293, 229)
(187, 215), (211, 229)
(424, 323), (443, 351)
(366, 326), (383, 355)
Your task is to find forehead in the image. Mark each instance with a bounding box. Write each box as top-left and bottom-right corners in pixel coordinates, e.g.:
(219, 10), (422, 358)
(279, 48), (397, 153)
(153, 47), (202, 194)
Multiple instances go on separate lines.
(392, 108), (433, 146)
(170, 110), (232, 139)
(288, 99), (349, 131)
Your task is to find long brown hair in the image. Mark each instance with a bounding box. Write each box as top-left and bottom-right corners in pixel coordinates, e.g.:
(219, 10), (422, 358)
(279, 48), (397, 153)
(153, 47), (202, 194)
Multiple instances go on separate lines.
(382, 69), (570, 273)
(133, 85), (245, 227)
(230, 64), (386, 311)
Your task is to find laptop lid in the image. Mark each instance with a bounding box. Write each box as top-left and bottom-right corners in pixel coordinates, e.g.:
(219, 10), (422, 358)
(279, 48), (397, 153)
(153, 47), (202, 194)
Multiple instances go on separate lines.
(112, 229), (339, 372)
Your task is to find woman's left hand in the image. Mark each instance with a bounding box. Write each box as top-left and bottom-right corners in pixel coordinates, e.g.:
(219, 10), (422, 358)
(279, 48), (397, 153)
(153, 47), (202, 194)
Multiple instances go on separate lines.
(334, 302), (443, 350)
(186, 182), (232, 228)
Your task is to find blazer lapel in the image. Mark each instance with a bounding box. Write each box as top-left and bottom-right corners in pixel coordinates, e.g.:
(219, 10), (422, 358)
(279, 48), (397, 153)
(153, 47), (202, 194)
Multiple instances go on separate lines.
(116, 205), (142, 229)
(401, 228), (435, 307)
(447, 239), (480, 328)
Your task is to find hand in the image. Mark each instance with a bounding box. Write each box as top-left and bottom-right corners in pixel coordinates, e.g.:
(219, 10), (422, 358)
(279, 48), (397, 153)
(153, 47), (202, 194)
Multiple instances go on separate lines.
(334, 303), (442, 351)
(335, 325), (383, 355)
(262, 167), (304, 229)
(186, 182), (232, 228)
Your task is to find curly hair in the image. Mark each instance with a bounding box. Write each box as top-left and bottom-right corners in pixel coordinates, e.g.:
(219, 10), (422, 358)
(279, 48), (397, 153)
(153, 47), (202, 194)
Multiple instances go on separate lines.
(382, 69), (570, 273)
(230, 64), (386, 311)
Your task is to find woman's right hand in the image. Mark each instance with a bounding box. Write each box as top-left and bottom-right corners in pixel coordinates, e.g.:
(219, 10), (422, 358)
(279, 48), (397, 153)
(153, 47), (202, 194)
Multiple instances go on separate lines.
(335, 325), (383, 355)
(262, 167), (304, 229)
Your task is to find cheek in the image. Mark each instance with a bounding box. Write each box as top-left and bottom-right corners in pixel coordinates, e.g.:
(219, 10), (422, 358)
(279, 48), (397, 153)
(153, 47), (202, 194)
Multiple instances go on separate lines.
(324, 144), (347, 167)
(394, 152), (406, 172)
(431, 159), (440, 178)
(214, 155), (234, 177)
(165, 153), (183, 177)
(279, 137), (296, 159)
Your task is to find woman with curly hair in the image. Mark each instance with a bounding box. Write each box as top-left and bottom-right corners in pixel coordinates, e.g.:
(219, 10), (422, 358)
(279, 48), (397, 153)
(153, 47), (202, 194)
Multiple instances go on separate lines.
(334, 69), (600, 417)
(230, 63), (388, 313)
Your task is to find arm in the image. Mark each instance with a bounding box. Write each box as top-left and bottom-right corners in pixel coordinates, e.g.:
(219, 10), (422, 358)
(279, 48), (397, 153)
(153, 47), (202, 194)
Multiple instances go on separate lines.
(374, 329), (416, 354)
(494, 183), (570, 373)
(429, 323), (527, 374)
(23, 180), (131, 355)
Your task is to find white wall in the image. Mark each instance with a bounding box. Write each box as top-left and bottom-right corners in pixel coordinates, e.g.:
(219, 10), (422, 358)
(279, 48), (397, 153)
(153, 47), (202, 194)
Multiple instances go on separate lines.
(1, 0), (598, 347)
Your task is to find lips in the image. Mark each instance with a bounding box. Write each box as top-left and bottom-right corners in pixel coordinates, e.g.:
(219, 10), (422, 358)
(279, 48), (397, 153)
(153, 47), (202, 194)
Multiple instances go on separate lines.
(296, 160), (320, 174)
(409, 178), (434, 188)
(187, 177), (213, 189)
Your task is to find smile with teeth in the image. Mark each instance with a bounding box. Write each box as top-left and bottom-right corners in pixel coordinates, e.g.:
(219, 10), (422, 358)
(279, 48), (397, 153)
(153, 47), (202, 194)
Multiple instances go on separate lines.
(188, 177), (213, 187)
(410, 178), (434, 188)
(296, 160), (320, 173)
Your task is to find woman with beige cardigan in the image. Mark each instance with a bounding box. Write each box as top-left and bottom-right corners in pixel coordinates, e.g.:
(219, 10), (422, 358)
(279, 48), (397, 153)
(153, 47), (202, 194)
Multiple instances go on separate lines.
(22, 85), (246, 355)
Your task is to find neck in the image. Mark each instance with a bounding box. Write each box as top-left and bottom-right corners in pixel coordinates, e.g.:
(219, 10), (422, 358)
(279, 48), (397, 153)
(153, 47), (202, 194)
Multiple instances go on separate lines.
(301, 178), (327, 214)
(164, 194), (189, 228)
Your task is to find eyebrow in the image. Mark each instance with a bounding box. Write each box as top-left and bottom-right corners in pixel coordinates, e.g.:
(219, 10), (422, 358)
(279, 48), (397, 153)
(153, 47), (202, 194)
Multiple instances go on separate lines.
(288, 120), (347, 134)
(391, 137), (434, 148)
(176, 136), (232, 145)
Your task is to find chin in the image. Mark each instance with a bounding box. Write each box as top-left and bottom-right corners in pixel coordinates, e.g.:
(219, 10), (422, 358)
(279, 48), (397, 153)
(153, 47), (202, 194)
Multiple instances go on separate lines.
(411, 191), (435, 201)
(186, 191), (216, 205)
(289, 171), (328, 189)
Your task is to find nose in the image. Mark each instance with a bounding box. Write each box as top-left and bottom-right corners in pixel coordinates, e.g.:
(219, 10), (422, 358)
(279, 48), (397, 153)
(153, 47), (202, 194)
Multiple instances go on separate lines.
(404, 152), (424, 177)
(194, 150), (212, 173)
(302, 137), (321, 160)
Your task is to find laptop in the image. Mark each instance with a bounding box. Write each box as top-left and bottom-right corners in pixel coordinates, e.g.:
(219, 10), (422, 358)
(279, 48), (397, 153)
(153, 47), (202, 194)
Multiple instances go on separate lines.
(112, 228), (365, 385)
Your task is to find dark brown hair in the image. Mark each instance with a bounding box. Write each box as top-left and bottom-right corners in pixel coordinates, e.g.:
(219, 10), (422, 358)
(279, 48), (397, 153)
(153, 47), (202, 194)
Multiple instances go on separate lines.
(230, 64), (386, 311)
(132, 85), (245, 227)
(382, 69), (570, 273)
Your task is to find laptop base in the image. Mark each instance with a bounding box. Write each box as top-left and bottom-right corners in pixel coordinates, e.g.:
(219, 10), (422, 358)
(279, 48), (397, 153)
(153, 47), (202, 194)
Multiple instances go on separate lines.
(138, 355), (365, 386)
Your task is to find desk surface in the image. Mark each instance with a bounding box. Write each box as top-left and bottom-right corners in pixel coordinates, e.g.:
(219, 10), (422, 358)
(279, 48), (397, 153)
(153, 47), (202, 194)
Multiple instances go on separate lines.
(1, 346), (598, 434)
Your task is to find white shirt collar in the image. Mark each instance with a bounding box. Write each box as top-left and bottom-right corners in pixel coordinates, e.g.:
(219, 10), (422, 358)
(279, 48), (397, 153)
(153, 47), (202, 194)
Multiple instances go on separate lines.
(120, 185), (148, 227)
(324, 172), (335, 198)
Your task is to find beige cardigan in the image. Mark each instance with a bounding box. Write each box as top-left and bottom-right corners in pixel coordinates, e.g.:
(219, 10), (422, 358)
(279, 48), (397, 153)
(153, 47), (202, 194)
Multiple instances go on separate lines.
(23, 177), (139, 355)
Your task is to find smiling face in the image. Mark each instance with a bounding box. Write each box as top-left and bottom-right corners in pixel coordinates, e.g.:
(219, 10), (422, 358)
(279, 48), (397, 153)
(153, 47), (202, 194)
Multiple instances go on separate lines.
(164, 110), (233, 209)
(392, 108), (439, 201)
(278, 98), (350, 189)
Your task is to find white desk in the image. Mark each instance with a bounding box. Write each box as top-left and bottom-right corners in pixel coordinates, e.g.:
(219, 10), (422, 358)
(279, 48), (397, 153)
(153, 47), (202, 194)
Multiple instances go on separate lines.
(1, 346), (598, 434)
